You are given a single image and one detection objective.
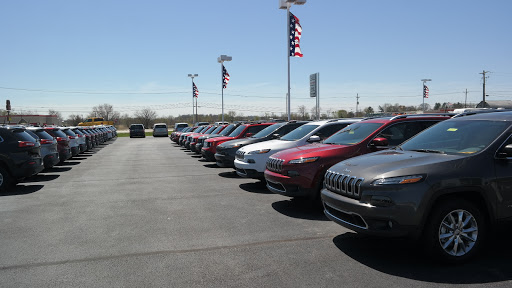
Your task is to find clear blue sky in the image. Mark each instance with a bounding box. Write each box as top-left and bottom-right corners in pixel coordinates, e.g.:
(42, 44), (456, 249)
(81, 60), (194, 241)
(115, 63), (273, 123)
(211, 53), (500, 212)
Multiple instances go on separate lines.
(1, 0), (511, 119)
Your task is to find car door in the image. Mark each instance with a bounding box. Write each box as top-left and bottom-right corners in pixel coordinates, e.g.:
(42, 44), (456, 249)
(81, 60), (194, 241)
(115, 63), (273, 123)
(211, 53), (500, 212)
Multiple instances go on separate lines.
(494, 134), (512, 219)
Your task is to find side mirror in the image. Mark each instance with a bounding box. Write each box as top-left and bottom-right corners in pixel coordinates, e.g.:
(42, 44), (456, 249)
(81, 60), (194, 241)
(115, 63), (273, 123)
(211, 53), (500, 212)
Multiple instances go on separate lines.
(272, 133), (280, 139)
(308, 135), (321, 143)
(497, 144), (512, 158)
(245, 133), (254, 137)
(370, 137), (389, 147)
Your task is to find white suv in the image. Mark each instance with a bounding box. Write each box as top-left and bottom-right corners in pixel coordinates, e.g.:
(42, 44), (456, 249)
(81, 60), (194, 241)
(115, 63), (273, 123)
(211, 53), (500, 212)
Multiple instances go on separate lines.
(233, 119), (360, 179)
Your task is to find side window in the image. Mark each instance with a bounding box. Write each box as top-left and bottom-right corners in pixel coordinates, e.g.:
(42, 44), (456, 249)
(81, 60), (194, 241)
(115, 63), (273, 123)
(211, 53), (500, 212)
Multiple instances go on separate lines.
(376, 123), (409, 146)
(277, 123), (301, 136)
(244, 125), (267, 136)
(314, 123), (349, 140)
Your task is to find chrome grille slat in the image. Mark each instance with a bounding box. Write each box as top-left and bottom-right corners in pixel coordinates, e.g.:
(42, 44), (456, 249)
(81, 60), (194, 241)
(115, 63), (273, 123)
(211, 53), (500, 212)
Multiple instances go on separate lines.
(324, 170), (364, 200)
(266, 157), (284, 173)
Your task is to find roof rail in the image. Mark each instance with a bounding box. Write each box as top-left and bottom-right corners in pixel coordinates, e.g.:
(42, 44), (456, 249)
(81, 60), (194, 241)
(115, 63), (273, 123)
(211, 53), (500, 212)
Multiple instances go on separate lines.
(452, 108), (512, 118)
(389, 113), (456, 120)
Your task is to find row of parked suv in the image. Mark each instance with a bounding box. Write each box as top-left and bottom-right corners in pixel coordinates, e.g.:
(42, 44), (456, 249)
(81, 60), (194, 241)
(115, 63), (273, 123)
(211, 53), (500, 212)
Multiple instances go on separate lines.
(171, 111), (512, 263)
(0, 125), (117, 192)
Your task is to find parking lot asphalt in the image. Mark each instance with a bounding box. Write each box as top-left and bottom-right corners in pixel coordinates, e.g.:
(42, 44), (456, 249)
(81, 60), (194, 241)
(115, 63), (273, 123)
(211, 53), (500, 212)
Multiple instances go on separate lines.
(1, 137), (512, 287)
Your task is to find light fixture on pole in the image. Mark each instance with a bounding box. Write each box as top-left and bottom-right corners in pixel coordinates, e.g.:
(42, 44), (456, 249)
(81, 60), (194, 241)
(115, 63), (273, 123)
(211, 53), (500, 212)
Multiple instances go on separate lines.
(217, 55), (232, 123)
(279, 0), (306, 121)
(421, 79), (431, 113)
(188, 74), (198, 124)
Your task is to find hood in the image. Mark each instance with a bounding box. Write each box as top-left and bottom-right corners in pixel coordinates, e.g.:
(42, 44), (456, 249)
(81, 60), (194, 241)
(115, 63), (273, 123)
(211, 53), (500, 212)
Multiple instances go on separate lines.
(329, 150), (465, 179)
(238, 139), (302, 154)
(218, 137), (269, 148)
(271, 143), (351, 160)
(207, 136), (234, 143)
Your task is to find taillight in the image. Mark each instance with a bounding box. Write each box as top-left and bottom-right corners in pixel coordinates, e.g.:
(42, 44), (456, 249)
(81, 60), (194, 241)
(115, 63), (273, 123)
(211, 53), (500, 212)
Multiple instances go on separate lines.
(18, 141), (35, 147)
(56, 137), (67, 143)
(40, 139), (53, 145)
(68, 136), (75, 140)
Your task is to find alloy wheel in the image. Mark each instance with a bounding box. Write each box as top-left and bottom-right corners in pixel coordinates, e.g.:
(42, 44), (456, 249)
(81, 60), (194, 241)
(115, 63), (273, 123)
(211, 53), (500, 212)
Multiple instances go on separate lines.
(438, 209), (478, 257)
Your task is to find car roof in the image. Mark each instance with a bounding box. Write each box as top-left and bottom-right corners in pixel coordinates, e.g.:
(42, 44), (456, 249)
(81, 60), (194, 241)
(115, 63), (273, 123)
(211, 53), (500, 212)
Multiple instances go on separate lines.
(359, 113), (454, 123)
(452, 110), (512, 121)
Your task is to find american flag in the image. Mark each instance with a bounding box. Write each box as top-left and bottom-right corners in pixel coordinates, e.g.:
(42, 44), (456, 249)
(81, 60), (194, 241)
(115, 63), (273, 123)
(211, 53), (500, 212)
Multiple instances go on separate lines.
(193, 82), (199, 98)
(289, 12), (303, 57)
(423, 85), (429, 98)
(222, 65), (230, 89)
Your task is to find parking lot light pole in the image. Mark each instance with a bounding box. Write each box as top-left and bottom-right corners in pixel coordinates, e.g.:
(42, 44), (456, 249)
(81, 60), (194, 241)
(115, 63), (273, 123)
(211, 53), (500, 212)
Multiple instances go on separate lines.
(188, 74), (198, 124)
(279, 0), (306, 121)
(217, 55), (232, 123)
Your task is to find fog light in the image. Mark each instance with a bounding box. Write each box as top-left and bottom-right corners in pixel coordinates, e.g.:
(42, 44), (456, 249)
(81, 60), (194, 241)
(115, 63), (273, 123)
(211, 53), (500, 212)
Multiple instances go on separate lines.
(287, 170), (300, 177)
(370, 196), (394, 207)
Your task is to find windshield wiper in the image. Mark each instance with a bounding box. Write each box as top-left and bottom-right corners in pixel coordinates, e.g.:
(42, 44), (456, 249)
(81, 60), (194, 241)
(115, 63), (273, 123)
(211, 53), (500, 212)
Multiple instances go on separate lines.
(410, 149), (444, 154)
(394, 145), (404, 151)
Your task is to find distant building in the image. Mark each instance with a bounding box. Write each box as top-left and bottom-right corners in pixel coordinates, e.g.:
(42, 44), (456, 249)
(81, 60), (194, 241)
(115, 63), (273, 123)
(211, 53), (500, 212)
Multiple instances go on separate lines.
(476, 100), (512, 109)
(0, 114), (62, 126)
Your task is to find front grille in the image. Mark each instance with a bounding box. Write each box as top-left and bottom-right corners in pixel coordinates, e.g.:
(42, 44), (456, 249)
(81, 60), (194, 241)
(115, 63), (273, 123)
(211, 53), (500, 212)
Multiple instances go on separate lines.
(266, 157), (284, 173)
(236, 150), (245, 160)
(324, 170), (364, 200)
(205, 142), (210, 148)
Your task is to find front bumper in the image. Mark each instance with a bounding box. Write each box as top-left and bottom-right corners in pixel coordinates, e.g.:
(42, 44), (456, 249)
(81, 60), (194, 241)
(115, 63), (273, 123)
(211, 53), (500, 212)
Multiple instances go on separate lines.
(201, 149), (216, 161)
(234, 159), (264, 179)
(264, 169), (315, 197)
(214, 149), (236, 168)
(321, 188), (421, 237)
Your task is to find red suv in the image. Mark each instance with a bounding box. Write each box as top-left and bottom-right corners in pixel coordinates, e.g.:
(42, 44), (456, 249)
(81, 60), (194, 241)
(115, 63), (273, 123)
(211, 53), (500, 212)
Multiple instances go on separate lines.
(264, 114), (452, 200)
(201, 122), (274, 161)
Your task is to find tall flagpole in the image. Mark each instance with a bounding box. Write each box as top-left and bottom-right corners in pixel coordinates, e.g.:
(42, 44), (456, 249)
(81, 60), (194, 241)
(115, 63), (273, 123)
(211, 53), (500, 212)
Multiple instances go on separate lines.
(287, 7), (291, 121)
(221, 64), (224, 123)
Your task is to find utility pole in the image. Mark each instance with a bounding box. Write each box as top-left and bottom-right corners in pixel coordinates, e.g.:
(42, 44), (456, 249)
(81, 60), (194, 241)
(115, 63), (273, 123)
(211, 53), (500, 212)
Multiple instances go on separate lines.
(464, 89), (468, 108)
(356, 94), (359, 116)
(480, 70), (489, 107)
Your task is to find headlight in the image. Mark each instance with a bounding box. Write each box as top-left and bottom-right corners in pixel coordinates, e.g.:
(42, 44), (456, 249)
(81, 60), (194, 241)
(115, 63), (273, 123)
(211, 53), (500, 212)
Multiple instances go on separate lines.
(371, 175), (424, 185)
(228, 144), (243, 149)
(289, 157), (319, 164)
(248, 149), (271, 154)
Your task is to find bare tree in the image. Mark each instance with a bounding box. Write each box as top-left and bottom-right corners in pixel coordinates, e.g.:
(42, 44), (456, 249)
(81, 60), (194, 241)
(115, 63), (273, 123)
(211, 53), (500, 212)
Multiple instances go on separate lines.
(91, 104), (120, 121)
(134, 107), (157, 128)
(66, 114), (85, 126)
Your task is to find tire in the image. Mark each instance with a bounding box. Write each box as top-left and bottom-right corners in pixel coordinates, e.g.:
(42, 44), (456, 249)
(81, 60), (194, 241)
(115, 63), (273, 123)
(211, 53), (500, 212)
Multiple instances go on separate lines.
(0, 166), (12, 193)
(424, 198), (486, 264)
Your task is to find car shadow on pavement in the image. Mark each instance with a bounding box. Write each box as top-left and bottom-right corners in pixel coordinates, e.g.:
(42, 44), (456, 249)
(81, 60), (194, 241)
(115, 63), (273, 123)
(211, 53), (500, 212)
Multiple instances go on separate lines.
(332, 228), (512, 284)
(239, 181), (273, 194)
(271, 198), (329, 221)
(57, 161), (81, 166)
(43, 166), (72, 173)
(218, 171), (239, 178)
(21, 174), (60, 183)
(0, 184), (44, 196)
(203, 163), (219, 168)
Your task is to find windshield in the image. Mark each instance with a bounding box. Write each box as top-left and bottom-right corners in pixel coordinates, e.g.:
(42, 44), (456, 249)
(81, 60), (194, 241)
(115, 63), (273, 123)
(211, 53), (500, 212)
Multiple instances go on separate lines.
(401, 120), (510, 155)
(219, 124), (236, 136)
(228, 125), (246, 137)
(211, 126), (224, 134)
(323, 122), (383, 145)
(280, 124), (319, 141)
(252, 123), (283, 138)
(203, 126), (216, 134)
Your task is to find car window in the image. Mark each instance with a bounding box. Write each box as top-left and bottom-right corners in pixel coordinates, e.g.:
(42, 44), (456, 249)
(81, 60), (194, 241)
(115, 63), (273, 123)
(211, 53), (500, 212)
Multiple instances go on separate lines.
(401, 120), (510, 154)
(276, 122), (306, 136)
(155, 125), (166, 129)
(219, 124), (236, 136)
(228, 125), (246, 137)
(35, 130), (54, 140)
(243, 125), (270, 136)
(324, 122), (383, 145)
(13, 130), (37, 142)
(252, 123), (283, 138)
(313, 123), (350, 140)
(280, 124), (319, 141)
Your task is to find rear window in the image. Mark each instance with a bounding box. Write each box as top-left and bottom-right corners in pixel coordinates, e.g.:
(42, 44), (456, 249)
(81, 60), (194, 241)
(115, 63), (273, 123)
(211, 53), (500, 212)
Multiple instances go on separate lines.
(35, 130), (54, 140)
(130, 124), (144, 129)
(62, 129), (77, 137)
(154, 125), (167, 129)
(46, 129), (67, 138)
(13, 130), (37, 142)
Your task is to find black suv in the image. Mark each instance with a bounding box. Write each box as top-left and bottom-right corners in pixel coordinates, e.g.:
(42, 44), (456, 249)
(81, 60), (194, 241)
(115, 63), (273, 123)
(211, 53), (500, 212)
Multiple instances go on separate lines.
(321, 111), (512, 263)
(0, 126), (44, 191)
(215, 121), (309, 168)
(129, 124), (145, 138)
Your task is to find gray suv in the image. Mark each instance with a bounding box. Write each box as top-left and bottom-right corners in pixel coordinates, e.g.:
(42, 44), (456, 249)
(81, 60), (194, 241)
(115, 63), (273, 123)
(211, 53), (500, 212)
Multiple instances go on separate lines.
(321, 111), (512, 263)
